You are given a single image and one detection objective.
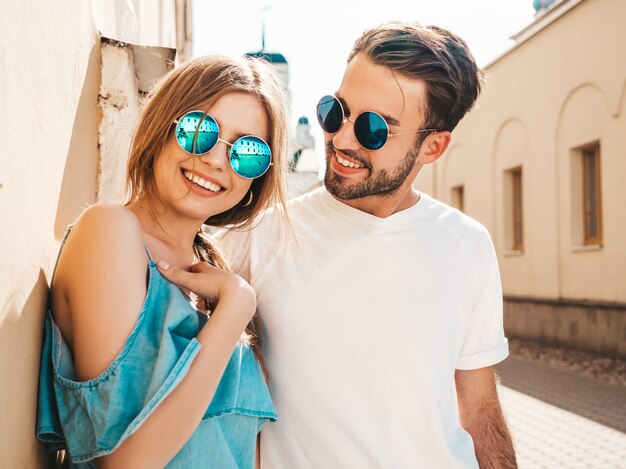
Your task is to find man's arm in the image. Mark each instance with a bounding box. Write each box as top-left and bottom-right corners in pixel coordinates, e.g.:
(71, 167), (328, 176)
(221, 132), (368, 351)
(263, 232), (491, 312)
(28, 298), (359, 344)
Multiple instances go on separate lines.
(455, 366), (517, 469)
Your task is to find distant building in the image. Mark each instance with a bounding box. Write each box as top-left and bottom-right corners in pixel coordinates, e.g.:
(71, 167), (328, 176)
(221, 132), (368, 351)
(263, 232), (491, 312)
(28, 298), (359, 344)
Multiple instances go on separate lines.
(288, 116), (321, 198)
(244, 51), (289, 89)
(244, 50), (292, 121)
(244, 49), (321, 198)
(414, 0), (626, 357)
(533, 0), (560, 15)
(294, 116), (316, 151)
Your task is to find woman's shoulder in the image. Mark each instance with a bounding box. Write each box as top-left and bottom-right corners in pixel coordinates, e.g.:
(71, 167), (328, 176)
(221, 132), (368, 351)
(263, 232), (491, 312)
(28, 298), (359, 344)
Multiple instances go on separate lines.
(53, 204), (151, 380)
(57, 203), (149, 292)
(65, 204), (145, 261)
(73, 203), (142, 236)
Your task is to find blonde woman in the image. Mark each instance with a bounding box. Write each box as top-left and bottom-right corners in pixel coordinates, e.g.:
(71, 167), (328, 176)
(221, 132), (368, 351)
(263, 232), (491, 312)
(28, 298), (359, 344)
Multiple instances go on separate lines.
(36, 55), (288, 468)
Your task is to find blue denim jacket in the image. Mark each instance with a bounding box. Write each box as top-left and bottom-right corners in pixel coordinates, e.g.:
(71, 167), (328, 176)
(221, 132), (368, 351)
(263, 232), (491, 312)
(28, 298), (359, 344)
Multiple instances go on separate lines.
(36, 252), (277, 468)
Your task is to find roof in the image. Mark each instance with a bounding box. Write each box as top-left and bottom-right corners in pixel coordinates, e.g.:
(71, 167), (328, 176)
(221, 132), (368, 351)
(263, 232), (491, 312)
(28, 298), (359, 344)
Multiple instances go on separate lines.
(244, 51), (288, 64)
(485, 0), (584, 70)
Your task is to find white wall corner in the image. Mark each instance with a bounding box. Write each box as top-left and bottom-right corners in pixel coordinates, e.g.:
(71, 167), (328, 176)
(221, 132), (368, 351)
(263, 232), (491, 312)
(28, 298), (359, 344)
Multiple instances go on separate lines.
(98, 39), (140, 203)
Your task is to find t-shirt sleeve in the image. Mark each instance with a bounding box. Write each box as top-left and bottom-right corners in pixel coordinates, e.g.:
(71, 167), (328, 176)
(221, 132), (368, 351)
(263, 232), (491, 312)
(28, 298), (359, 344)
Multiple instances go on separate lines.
(456, 233), (509, 370)
(215, 227), (253, 282)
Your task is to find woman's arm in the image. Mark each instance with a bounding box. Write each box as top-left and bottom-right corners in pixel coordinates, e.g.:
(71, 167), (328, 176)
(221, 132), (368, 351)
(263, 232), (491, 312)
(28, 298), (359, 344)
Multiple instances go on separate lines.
(101, 264), (256, 468)
(56, 205), (256, 468)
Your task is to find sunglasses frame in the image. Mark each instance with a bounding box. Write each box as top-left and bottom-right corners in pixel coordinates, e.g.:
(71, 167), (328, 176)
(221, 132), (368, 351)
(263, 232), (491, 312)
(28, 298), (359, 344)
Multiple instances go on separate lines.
(173, 110), (273, 180)
(317, 95), (439, 151)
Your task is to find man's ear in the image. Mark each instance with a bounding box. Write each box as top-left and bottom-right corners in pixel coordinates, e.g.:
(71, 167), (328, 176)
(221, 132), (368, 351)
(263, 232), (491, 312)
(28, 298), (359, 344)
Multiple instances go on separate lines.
(418, 131), (451, 164)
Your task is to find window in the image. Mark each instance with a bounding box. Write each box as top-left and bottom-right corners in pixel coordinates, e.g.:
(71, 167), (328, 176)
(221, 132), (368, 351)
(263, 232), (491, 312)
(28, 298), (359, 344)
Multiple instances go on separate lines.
(504, 167), (523, 252)
(582, 143), (602, 245)
(511, 168), (523, 251)
(451, 185), (464, 212)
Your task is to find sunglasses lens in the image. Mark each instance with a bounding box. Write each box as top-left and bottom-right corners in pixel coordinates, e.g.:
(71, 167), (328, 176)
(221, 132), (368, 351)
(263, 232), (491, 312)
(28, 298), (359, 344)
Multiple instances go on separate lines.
(230, 136), (272, 179)
(355, 112), (388, 150)
(176, 111), (218, 154)
(316, 95), (343, 133)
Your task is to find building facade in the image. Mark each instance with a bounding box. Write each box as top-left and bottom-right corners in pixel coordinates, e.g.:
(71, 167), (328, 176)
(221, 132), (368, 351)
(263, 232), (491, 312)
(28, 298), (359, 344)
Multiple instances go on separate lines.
(414, 0), (626, 356)
(0, 1), (191, 466)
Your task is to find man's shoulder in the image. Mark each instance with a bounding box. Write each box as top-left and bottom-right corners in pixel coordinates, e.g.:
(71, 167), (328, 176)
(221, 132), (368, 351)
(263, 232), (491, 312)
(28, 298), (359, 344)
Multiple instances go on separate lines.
(286, 186), (326, 213)
(419, 194), (493, 247)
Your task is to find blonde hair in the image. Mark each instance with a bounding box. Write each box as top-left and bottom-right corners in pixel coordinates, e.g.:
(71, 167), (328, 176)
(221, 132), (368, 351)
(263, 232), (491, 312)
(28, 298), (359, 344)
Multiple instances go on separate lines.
(125, 55), (289, 373)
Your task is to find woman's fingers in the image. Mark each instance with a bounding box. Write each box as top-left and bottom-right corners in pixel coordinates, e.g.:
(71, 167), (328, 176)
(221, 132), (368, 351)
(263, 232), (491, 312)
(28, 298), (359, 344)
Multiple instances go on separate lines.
(157, 261), (195, 289)
(189, 262), (214, 274)
(157, 261), (226, 302)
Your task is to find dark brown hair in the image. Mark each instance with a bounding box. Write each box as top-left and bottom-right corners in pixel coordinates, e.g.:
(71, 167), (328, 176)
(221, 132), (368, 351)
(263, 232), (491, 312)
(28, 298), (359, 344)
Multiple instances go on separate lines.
(349, 21), (484, 132)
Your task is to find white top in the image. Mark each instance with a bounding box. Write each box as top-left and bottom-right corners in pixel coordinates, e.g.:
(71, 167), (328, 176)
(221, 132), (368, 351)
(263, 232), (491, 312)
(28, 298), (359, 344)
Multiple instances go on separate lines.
(220, 187), (509, 469)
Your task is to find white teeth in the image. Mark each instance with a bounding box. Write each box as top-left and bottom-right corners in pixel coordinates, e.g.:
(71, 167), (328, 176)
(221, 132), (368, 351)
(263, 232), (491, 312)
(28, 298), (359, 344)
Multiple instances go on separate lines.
(336, 155), (363, 169)
(183, 169), (222, 192)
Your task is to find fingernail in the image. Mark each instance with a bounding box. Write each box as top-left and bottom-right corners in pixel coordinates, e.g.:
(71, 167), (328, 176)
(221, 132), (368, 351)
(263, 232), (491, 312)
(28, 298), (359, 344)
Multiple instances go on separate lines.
(158, 260), (170, 270)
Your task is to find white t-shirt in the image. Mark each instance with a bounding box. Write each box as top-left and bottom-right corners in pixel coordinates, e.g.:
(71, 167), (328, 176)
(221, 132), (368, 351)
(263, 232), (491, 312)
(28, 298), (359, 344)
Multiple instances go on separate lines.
(219, 187), (508, 469)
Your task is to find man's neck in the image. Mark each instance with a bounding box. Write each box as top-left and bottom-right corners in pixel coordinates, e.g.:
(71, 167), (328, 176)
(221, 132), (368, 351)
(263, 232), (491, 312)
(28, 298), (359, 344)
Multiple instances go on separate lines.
(330, 186), (421, 219)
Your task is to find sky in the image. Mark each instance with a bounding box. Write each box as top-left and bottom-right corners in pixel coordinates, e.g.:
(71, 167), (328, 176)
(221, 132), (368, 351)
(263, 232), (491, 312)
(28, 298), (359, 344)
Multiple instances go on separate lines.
(193, 0), (537, 153)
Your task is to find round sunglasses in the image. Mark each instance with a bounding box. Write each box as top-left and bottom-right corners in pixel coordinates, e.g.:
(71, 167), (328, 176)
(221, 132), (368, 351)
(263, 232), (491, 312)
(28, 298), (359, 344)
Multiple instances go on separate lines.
(316, 95), (438, 151)
(174, 111), (272, 179)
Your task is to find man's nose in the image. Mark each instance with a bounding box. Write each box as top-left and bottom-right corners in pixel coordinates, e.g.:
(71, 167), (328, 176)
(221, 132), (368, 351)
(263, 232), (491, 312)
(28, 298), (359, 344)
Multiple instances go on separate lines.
(332, 117), (361, 151)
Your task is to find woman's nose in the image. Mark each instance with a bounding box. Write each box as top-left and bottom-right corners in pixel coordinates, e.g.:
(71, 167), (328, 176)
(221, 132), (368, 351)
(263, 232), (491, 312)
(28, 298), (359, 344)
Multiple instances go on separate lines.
(199, 139), (230, 171)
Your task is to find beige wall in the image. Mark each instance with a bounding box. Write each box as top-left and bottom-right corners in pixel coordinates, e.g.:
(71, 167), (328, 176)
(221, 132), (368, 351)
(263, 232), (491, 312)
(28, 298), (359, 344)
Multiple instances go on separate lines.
(0, 1), (188, 466)
(417, 0), (626, 304)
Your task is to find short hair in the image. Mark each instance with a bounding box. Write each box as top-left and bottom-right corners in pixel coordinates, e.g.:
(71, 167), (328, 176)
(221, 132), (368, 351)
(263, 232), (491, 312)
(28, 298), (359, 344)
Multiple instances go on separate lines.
(349, 21), (484, 132)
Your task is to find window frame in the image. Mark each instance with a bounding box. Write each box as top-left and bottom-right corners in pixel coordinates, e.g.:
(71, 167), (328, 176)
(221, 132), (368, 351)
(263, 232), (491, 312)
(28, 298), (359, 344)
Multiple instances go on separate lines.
(510, 166), (524, 252)
(451, 184), (465, 213)
(581, 143), (602, 246)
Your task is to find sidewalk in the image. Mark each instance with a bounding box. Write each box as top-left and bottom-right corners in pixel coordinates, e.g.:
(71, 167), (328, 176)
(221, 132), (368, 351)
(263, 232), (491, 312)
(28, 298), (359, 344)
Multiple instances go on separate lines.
(496, 356), (626, 468)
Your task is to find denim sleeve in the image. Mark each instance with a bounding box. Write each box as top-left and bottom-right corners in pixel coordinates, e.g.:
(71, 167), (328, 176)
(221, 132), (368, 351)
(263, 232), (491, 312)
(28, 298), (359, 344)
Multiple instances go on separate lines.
(36, 309), (201, 465)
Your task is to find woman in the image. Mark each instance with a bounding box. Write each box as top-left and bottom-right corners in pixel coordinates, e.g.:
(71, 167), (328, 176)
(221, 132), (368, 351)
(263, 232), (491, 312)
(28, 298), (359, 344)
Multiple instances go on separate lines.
(36, 55), (288, 468)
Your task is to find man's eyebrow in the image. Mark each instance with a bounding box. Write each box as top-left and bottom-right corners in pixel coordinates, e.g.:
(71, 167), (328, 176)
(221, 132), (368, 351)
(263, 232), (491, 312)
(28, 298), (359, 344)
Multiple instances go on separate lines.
(380, 113), (400, 127)
(335, 93), (401, 127)
(335, 94), (350, 115)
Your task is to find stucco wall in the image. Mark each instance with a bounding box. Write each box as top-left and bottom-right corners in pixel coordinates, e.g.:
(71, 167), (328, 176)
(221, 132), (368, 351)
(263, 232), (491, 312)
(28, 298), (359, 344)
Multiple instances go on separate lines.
(430, 0), (626, 304)
(0, 1), (185, 466)
(0, 3), (100, 466)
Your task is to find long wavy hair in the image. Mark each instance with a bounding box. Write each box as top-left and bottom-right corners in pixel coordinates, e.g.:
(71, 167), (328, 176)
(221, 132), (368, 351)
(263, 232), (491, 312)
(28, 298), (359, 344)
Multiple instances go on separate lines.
(125, 55), (289, 373)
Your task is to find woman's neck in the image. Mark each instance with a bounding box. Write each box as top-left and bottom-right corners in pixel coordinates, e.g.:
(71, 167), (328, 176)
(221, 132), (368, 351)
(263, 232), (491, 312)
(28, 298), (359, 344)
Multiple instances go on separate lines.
(128, 197), (201, 258)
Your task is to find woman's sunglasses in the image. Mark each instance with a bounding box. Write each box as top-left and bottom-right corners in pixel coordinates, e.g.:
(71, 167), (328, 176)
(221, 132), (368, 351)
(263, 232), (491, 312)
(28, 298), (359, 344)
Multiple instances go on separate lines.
(174, 111), (272, 179)
(316, 95), (438, 151)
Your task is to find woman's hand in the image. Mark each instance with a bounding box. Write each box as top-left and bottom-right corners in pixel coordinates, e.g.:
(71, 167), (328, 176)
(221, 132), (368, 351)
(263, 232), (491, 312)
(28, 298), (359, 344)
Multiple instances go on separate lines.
(157, 261), (256, 318)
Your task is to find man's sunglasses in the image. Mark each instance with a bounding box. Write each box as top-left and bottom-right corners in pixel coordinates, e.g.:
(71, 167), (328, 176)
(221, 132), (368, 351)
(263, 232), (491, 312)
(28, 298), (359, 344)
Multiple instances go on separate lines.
(174, 111), (272, 179)
(316, 95), (438, 151)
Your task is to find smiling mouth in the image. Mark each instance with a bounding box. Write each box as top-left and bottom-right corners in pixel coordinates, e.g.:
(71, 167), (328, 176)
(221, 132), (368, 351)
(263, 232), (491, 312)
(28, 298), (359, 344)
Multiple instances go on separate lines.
(335, 154), (365, 169)
(181, 169), (224, 192)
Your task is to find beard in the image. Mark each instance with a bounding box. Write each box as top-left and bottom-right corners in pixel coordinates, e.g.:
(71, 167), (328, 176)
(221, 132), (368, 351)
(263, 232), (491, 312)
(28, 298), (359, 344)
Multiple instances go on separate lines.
(324, 140), (419, 200)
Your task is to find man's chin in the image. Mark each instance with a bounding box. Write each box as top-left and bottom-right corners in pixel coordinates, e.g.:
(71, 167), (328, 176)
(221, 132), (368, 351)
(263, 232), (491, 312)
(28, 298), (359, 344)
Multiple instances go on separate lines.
(324, 172), (361, 201)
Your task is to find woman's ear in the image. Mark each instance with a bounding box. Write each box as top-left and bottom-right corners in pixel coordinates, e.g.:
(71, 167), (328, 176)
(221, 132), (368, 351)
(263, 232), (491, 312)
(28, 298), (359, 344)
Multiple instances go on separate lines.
(418, 131), (451, 165)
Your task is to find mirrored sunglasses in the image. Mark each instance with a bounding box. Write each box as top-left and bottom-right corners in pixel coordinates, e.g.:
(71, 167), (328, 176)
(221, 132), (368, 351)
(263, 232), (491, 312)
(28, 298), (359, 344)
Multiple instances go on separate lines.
(316, 95), (438, 151)
(174, 111), (272, 179)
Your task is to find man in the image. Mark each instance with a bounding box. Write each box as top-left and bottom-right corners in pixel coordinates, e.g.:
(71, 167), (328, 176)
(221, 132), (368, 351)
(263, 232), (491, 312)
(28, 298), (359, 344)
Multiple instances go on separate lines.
(222, 22), (516, 468)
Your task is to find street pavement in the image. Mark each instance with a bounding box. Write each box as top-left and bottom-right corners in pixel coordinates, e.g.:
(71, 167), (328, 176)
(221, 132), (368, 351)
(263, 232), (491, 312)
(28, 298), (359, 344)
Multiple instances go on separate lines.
(496, 356), (626, 468)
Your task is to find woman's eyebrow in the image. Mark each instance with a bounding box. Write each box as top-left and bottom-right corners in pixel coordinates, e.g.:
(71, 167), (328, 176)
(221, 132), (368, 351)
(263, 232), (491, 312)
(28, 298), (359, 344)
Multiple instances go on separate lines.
(214, 118), (259, 140)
